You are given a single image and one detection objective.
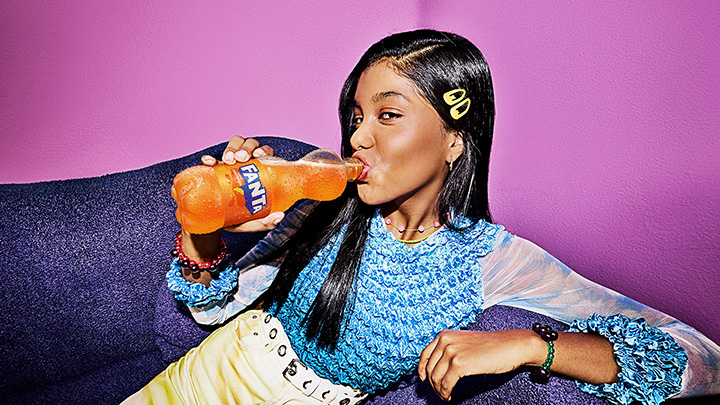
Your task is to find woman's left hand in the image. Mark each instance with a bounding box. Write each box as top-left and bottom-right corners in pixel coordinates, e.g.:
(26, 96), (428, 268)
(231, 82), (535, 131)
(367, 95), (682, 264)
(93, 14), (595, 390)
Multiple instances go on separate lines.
(418, 329), (544, 402)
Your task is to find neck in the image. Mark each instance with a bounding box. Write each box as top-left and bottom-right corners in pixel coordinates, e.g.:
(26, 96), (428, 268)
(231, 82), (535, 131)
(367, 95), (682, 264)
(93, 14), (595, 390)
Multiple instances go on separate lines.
(381, 202), (441, 244)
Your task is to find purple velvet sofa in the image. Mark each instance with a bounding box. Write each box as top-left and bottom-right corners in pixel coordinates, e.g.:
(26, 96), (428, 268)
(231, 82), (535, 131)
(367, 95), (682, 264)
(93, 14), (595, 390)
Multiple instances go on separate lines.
(1, 137), (713, 404)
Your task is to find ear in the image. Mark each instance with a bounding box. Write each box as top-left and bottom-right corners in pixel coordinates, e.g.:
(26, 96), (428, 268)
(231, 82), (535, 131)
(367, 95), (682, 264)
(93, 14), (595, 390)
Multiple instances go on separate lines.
(446, 131), (465, 164)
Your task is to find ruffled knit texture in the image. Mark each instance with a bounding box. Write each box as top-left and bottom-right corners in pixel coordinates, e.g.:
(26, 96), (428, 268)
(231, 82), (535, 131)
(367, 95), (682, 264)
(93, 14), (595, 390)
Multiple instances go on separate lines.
(273, 212), (503, 393)
(570, 313), (687, 405)
(166, 258), (239, 307)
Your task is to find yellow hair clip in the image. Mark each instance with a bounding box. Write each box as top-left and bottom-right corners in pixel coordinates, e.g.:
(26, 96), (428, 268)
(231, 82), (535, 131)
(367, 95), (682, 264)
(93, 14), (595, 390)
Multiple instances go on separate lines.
(443, 88), (471, 119)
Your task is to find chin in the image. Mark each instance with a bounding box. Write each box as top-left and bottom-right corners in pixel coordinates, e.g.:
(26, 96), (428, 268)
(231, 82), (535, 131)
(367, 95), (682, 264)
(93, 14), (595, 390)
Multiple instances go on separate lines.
(357, 193), (378, 207)
(356, 185), (385, 207)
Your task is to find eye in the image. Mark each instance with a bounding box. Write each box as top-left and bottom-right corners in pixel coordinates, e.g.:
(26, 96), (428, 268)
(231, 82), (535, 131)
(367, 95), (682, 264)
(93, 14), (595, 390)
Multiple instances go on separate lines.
(351, 115), (363, 128)
(379, 111), (401, 121)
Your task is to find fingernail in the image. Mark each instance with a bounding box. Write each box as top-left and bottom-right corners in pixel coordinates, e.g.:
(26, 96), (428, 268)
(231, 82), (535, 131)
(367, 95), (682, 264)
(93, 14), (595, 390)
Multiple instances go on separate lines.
(273, 215), (283, 225)
(236, 150), (250, 162)
(254, 149), (266, 157)
(223, 151), (234, 163)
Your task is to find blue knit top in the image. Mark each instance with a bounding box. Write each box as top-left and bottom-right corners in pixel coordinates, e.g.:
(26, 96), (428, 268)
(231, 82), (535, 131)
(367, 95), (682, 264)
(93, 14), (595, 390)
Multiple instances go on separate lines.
(270, 212), (502, 393)
(169, 203), (710, 404)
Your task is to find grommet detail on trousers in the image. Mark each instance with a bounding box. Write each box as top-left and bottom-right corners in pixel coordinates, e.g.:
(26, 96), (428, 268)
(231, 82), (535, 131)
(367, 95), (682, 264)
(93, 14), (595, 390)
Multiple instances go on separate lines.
(122, 310), (366, 405)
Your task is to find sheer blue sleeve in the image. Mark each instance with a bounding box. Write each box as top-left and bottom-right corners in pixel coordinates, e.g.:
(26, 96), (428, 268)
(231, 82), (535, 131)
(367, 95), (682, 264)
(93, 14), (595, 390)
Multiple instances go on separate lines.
(481, 231), (720, 403)
(168, 200), (316, 325)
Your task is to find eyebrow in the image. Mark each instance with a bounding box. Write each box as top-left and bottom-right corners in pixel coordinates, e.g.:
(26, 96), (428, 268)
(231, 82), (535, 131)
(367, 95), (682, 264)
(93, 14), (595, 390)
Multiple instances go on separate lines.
(353, 91), (410, 109)
(371, 91), (408, 103)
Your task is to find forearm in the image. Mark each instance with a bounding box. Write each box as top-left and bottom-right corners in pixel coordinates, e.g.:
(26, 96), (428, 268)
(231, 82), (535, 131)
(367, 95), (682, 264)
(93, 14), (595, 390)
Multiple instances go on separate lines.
(167, 214), (294, 321)
(419, 327), (619, 402)
(179, 229), (223, 286)
(524, 329), (620, 385)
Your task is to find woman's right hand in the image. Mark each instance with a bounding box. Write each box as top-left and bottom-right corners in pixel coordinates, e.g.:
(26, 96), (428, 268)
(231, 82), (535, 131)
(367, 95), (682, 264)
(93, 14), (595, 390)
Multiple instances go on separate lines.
(181, 136), (284, 285)
(201, 135), (284, 233)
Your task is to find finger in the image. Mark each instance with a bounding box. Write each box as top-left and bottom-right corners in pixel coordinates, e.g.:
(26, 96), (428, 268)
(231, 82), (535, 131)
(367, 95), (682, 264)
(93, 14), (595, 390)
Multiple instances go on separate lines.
(423, 333), (450, 384)
(438, 364), (461, 402)
(230, 138), (258, 163)
(428, 349), (452, 400)
(201, 155), (218, 166)
(223, 135), (247, 164)
(253, 145), (274, 158)
(418, 336), (440, 381)
(223, 212), (285, 233)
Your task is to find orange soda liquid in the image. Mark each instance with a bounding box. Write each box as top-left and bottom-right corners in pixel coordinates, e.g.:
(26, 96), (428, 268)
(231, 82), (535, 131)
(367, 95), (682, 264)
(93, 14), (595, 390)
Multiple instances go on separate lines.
(171, 149), (362, 234)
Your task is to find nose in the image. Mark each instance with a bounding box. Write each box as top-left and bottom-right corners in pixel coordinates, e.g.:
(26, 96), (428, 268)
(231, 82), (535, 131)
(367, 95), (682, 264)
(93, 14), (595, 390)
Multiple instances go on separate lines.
(350, 122), (374, 151)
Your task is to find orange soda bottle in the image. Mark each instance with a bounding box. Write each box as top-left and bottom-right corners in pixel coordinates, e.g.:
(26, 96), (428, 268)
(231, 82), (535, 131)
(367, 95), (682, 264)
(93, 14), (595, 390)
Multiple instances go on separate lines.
(171, 149), (363, 234)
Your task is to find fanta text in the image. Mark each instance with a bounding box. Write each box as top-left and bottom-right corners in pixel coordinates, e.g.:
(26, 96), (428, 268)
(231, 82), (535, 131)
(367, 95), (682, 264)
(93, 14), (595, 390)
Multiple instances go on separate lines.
(238, 164), (267, 214)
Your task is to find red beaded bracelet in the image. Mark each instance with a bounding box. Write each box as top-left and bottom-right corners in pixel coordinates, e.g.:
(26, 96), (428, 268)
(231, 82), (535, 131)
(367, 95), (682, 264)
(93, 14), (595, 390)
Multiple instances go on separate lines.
(171, 231), (229, 274)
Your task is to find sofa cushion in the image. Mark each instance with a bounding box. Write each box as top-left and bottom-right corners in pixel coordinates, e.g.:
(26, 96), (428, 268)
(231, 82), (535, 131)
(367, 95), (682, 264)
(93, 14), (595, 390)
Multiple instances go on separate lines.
(0, 136), (315, 403)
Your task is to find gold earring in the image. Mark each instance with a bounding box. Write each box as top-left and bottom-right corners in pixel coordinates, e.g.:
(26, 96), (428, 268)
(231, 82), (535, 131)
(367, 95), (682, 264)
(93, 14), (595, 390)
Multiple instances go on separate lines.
(449, 160), (454, 172)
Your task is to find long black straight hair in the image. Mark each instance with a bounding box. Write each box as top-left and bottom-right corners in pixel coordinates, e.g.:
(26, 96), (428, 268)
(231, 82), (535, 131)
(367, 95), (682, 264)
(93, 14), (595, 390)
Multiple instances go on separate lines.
(259, 29), (496, 349)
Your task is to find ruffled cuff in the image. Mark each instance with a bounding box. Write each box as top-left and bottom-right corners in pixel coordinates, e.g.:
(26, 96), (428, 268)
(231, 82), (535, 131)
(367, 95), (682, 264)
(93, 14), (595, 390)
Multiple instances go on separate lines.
(166, 258), (239, 307)
(569, 313), (687, 405)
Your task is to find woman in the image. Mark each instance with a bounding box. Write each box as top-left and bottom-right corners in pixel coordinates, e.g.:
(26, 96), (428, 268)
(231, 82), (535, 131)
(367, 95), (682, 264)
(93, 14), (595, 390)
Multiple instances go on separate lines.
(126, 29), (720, 404)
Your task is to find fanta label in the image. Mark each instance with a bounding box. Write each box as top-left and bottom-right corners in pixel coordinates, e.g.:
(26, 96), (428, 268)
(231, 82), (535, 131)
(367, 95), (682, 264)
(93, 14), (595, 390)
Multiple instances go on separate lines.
(237, 163), (267, 214)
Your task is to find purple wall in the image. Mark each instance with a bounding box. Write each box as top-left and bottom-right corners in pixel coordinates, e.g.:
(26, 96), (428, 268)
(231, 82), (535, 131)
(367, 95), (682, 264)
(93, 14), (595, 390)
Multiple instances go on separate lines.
(2, 2), (718, 343)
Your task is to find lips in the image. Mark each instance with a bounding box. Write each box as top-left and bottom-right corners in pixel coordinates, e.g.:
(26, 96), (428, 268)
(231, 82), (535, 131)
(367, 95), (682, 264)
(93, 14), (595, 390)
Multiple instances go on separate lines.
(357, 166), (370, 182)
(352, 154), (371, 182)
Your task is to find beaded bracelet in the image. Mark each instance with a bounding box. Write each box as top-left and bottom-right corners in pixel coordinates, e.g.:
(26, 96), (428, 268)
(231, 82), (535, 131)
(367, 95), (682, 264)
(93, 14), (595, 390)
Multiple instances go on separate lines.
(171, 231), (229, 274)
(530, 322), (559, 383)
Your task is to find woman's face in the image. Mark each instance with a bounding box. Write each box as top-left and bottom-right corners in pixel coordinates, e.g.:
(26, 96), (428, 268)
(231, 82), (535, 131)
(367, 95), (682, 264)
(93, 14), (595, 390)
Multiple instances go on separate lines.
(350, 61), (462, 210)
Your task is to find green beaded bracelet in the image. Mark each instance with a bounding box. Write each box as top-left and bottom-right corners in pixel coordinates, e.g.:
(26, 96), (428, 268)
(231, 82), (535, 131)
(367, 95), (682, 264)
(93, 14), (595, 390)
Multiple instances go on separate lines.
(530, 322), (559, 383)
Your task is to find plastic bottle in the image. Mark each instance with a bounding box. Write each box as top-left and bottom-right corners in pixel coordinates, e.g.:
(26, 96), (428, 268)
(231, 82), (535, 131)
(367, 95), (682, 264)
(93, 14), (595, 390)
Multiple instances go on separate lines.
(171, 149), (364, 234)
